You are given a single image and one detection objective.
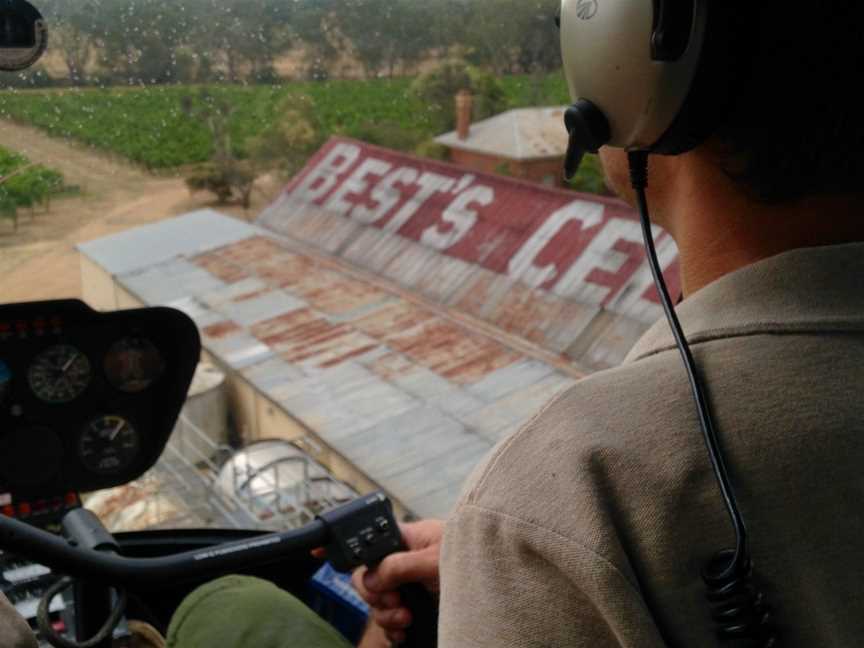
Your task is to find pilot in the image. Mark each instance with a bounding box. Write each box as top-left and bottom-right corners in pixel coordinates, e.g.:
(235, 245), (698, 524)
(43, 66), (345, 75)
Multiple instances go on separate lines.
(165, 2), (864, 646)
(4, 1), (864, 647)
(353, 2), (864, 647)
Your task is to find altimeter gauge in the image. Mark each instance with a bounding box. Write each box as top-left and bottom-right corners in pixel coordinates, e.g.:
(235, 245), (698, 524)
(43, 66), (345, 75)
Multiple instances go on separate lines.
(104, 336), (165, 393)
(78, 415), (140, 475)
(28, 344), (92, 404)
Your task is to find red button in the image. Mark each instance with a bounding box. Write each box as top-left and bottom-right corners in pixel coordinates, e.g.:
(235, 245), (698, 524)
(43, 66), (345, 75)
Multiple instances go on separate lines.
(17, 502), (31, 517)
(1, 505), (14, 517)
(64, 492), (79, 507)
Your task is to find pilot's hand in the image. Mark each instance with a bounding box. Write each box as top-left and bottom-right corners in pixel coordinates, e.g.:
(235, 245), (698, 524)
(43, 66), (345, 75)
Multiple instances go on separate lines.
(352, 519), (443, 644)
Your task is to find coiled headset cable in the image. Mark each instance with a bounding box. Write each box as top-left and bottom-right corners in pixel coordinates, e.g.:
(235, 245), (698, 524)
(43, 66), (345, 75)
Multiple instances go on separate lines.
(628, 151), (777, 648)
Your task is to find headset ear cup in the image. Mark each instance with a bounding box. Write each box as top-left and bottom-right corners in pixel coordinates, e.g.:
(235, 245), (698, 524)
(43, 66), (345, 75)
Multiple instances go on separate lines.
(652, 2), (755, 155)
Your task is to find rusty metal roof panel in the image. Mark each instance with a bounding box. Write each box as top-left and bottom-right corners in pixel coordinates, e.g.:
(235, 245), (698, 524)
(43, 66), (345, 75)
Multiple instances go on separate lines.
(199, 278), (271, 309)
(122, 263), (227, 306)
(87, 211), (556, 517)
(215, 290), (306, 328)
(259, 138), (682, 372)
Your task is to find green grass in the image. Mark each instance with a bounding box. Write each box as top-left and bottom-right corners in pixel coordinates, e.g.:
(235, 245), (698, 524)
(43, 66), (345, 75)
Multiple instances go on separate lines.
(0, 73), (610, 194)
(0, 80), (431, 169)
(0, 75), (572, 168)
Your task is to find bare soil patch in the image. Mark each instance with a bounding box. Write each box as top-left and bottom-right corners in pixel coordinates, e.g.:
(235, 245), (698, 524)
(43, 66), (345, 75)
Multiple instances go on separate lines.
(0, 119), (281, 303)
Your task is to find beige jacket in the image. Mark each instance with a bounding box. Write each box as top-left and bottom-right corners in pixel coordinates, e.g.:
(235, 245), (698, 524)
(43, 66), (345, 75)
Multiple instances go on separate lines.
(440, 243), (864, 647)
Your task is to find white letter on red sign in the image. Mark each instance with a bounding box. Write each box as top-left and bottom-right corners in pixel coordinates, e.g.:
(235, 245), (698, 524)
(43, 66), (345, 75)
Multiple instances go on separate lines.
(552, 217), (643, 305)
(325, 157), (392, 216)
(352, 167), (418, 225)
(421, 185), (494, 251)
(508, 200), (604, 288)
(383, 172), (455, 234)
(291, 143), (361, 204)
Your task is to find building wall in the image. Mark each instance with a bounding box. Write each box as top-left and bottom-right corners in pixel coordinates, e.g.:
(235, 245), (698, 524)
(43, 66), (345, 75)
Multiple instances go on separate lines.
(449, 148), (565, 187)
(80, 255), (118, 311)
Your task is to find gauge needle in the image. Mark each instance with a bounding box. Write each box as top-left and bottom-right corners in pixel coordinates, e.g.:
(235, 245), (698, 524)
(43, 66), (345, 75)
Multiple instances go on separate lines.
(109, 420), (125, 441)
(61, 355), (76, 373)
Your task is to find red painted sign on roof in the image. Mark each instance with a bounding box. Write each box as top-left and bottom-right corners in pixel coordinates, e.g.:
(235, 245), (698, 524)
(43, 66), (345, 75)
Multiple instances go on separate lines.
(278, 138), (680, 317)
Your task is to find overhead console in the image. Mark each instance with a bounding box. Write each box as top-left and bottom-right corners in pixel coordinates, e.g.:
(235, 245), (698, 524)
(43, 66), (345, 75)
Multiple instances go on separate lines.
(0, 300), (200, 500)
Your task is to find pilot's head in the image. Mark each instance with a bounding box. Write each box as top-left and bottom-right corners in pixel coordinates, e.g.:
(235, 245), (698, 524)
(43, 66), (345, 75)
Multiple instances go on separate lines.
(561, 2), (864, 238)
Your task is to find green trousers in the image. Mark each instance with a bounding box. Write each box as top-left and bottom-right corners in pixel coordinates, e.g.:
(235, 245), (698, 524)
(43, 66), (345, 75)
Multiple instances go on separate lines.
(166, 575), (354, 648)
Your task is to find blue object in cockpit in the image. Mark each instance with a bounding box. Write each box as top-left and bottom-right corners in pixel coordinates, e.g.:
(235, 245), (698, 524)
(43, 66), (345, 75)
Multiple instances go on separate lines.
(0, 360), (10, 404)
(308, 562), (369, 644)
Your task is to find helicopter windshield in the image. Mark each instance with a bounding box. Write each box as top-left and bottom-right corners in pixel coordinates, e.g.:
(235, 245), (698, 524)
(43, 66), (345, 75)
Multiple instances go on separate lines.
(0, 0), (662, 535)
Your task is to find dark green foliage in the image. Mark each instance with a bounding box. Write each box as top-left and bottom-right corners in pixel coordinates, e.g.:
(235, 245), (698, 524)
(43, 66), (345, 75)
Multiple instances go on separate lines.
(348, 122), (425, 152)
(0, 81), (430, 169)
(0, 147), (67, 230)
(185, 162), (256, 208)
(28, 0), (564, 88)
(0, 72), (607, 196)
(410, 60), (507, 131)
(567, 154), (610, 196)
(246, 94), (325, 177)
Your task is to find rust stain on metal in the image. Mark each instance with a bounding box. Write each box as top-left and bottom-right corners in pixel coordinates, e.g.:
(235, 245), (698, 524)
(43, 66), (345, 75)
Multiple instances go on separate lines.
(219, 236), (285, 266)
(440, 351), (520, 384)
(489, 282), (567, 347)
(318, 344), (380, 369)
(202, 320), (242, 339)
(250, 309), (323, 346)
(367, 351), (417, 382)
(233, 289), (270, 302)
(194, 251), (252, 284)
(388, 320), (520, 385)
(189, 225), (590, 387)
(352, 302), (437, 340)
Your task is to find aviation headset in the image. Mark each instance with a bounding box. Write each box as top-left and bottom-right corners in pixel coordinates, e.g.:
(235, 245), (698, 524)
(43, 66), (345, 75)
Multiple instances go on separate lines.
(559, 2), (777, 646)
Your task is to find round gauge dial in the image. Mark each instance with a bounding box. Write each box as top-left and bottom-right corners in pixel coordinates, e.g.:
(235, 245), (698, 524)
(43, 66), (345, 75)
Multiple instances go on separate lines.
(79, 415), (140, 475)
(104, 336), (165, 394)
(28, 344), (92, 404)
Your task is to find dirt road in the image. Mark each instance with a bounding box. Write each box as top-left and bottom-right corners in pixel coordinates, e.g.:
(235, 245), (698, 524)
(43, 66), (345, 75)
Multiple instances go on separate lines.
(0, 120), (278, 303)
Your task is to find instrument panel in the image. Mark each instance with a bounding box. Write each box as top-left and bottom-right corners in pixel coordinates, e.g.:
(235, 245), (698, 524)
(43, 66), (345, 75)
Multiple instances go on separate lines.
(0, 300), (200, 498)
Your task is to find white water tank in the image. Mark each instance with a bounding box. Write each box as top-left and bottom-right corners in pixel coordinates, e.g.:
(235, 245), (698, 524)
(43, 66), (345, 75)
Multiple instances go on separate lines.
(215, 440), (356, 524)
(171, 362), (228, 464)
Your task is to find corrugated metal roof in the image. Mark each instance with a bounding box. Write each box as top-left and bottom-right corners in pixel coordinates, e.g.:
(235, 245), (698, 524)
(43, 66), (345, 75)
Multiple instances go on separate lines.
(81, 210), (580, 517)
(77, 209), (258, 276)
(78, 138), (681, 518)
(435, 107), (569, 160)
(259, 138), (681, 371)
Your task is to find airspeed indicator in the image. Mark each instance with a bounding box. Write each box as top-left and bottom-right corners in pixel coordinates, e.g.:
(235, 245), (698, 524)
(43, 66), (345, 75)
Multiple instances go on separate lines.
(79, 415), (140, 475)
(29, 345), (91, 404)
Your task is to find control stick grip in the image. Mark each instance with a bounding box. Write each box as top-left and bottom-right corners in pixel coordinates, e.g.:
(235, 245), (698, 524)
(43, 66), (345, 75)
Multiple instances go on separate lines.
(397, 582), (438, 648)
(318, 493), (439, 648)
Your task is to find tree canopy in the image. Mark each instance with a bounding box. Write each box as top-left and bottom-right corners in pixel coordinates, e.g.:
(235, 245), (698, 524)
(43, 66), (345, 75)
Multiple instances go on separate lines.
(34, 0), (561, 85)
